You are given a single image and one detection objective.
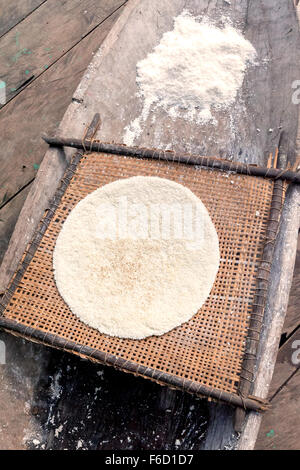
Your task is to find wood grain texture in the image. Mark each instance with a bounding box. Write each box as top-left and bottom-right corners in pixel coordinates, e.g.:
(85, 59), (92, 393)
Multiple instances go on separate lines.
(259, 235), (300, 402)
(0, 0), (125, 202)
(0, 330), (208, 450)
(0, 7), (123, 270)
(281, 236), (300, 336)
(60, 0), (300, 449)
(255, 369), (300, 450)
(254, 296), (300, 449)
(0, 329), (49, 450)
(237, 184), (300, 449)
(235, 150), (286, 433)
(0, 0), (124, 109)
(238, 2), (300, 448)
(0, 185), (31, 265)
(1, 0), (300, 450)
(0, 0), (46, 38)
(66, 0), (299, 166)
(262, 312), (300, 401)
(269, 329), (300, 399)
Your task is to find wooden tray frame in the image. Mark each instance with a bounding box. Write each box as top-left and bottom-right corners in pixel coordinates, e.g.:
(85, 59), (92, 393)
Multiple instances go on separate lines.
(0, 134), (288, 426)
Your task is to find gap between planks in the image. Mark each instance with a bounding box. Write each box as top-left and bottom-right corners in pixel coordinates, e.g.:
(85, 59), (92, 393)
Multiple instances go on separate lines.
(0, 0), (47, 39)
(0, 0), (127, 108)
(0, 5), (125, 264)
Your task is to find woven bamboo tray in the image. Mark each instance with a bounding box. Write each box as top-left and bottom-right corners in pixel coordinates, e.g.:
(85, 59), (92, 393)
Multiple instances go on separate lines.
(0, 142), (286, 416)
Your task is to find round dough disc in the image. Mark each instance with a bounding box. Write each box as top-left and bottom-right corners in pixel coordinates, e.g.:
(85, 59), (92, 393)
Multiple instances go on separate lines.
(53, 176), (219, 339)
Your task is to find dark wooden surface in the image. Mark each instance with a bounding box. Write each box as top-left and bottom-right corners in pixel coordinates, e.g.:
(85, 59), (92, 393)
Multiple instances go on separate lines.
(0, 331), (209, 450)
(0, 0), (300, 450)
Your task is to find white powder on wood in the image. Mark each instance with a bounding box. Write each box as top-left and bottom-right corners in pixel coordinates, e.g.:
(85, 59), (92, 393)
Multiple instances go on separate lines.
(53, 177), (219, 339)
(123, 10), (256, 145)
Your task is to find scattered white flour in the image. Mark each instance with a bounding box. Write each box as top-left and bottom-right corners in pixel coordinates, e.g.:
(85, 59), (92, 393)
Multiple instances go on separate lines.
(53, 177), (219, 339)
(123, 10), (256, 145)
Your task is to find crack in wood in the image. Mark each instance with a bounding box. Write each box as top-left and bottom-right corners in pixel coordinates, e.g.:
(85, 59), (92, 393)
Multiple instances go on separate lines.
(0, 178), (35, 212)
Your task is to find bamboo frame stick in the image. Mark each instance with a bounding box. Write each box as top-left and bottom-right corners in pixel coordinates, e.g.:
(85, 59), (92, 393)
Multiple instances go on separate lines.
(234, 132), (287, 432)
(43, 135), (300, 184)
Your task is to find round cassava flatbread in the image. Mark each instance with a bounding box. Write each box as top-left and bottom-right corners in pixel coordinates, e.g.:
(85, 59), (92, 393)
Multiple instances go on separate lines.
(53, 176), (219, 339)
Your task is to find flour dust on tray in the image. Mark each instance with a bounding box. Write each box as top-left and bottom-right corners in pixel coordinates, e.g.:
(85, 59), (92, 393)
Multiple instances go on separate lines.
(53, 177), (220, 339)
(123, 10), (256, 145)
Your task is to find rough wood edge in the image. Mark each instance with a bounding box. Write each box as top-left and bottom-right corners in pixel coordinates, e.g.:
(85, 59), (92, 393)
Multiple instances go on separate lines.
(237, 184), (300, 448)
(236, 3), (300, 449)
(234, 135), (286, 432)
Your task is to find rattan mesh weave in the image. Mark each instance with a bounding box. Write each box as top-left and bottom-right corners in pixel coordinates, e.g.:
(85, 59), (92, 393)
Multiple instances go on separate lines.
(1, 152), (275, 398)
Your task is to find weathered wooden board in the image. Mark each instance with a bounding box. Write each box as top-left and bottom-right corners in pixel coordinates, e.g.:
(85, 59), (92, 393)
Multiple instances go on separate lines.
(1, 0), (300, 450)
(281, 237), (300, 336)
(0, 0), (126, 204)
(0, 6), (124, 265)
(237, 183), (300, 449)
(0, 0), (46, 38)
(0, 329), (48, 450)
(236, 1), (300, 443)
(2, 0), (299, 296)
(63, 0), (299, 165)
(254, 302), (300, 450)
(0, 185), (31, 264)
(0, 330), (209, 450)
(0, 0), (124, 109)
(255, 369), (300, 450)
(267, 322), (300, 399)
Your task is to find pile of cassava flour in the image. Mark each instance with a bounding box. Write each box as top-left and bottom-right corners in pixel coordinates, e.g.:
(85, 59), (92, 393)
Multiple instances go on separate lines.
(123, 10), (256, 145)
(53, 176), (219, 340)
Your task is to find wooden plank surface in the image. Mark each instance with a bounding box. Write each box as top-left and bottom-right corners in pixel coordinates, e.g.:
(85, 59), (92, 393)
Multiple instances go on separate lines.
(0, 185), (32, 264)
(0, 0), (46, 38)
(255, 369), (300, 450)
(67, 0), (300, 164)
(237, 4), (300, 447)
(0, 0), (124, 104)
(0, 0), (300, 450)
(0, 330), (48, 450)
(0, 5), (125, 265)
(0, 0), (126, 207)
(0, 330), (209, 450)
(261, 313), (300, 402)
(281, 237), (300, 336)
(237, 183), (300, 449)
(255, 299), (300, 449)
(3, 0), (298, 296)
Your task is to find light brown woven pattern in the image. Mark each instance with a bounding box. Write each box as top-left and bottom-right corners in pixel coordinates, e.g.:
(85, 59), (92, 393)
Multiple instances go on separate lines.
(3, 153), (274, 394)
